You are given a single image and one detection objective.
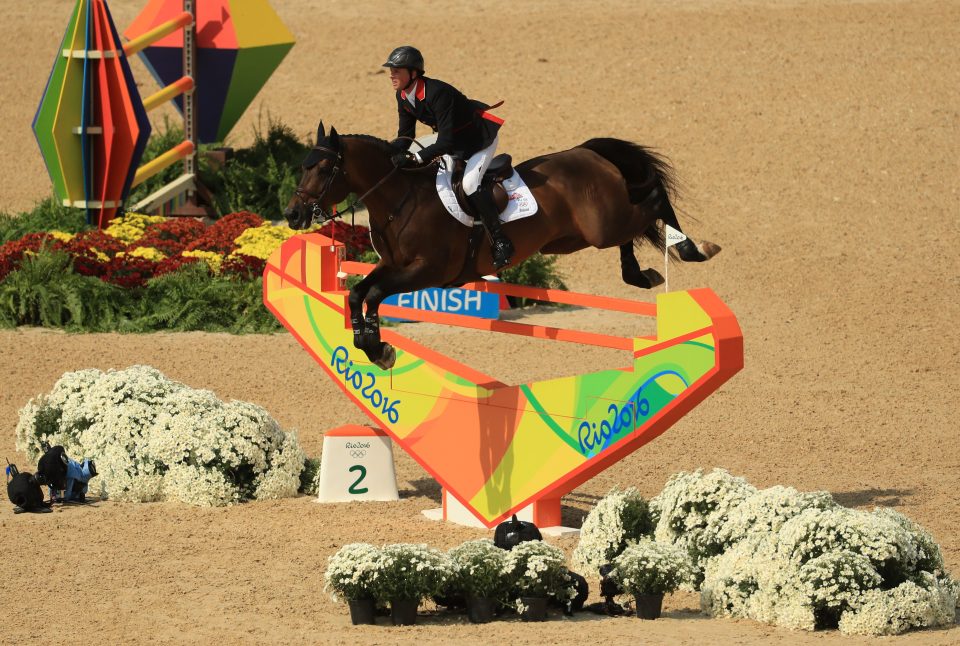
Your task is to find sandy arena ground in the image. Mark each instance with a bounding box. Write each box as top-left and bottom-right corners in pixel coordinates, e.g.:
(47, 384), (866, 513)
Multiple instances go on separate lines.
(1, 0), (958, 643)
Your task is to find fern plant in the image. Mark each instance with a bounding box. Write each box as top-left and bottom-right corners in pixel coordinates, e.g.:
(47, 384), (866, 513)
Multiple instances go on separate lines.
(0, 249), (129, 330)
(131, 263), (281, 333)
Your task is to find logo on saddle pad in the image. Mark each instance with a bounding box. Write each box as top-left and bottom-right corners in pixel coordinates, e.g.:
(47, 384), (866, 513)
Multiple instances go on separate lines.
(436, 155), (538, 227)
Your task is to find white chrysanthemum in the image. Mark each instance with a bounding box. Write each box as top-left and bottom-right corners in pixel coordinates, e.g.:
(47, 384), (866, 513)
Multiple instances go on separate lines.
(650, 468), (757, 574)
(715, 486), (837, 549)
(572, 487), (652, 574)
(609, 538), (694, 596)
(501, 540), (575, 607)
(838, 573), (958, 636)
(14, 366), (306, 507)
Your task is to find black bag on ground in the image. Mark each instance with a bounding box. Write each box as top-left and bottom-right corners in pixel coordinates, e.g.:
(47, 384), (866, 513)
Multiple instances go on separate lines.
(6, 464), (46, 511)
(37, 445), (69, 490)
(493, 514), (542, 550)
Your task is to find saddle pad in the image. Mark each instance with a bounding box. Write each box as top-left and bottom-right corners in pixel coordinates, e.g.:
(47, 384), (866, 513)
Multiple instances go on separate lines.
(435, 156), (538, 227)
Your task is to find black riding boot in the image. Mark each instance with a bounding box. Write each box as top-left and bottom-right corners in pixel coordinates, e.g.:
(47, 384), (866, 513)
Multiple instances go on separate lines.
(467, 185), (514, 269)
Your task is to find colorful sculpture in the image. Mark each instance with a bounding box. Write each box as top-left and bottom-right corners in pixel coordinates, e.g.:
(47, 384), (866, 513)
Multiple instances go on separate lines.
(124, 0), (295, 144)
(264, 234), (743, 527)
(33, 0), (151, 228)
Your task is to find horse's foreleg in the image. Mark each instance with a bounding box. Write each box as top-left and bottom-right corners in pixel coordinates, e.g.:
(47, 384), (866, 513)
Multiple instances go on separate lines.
(358, 260), (435, 370)
(620, 243), (664, 289)
(347, 266), (386, 350)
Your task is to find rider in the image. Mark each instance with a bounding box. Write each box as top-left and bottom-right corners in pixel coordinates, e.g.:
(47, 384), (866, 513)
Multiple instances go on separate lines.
(382, 45), (515, 269)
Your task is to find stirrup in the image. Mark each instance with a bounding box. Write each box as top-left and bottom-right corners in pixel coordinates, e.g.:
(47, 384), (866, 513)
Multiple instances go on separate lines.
(491, 237), (514, 269)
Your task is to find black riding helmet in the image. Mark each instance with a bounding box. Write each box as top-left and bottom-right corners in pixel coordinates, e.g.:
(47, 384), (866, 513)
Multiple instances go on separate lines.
(382, 46), (424, 73)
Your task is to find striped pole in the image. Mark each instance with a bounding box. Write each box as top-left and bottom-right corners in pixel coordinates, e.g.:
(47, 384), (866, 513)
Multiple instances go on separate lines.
(122, 11), (193, 57)
(141, 75), (194, 112)
(131, 140), (195, 188)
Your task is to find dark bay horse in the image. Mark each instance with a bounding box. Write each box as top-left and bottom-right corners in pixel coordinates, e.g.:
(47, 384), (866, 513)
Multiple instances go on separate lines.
(284, 123), (719, 369)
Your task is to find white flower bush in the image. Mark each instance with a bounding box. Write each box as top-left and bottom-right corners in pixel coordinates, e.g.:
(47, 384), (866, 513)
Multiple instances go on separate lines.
(15, 366), (306, 506)
(375, 543), (453, 602)
(609, 538), (695, 596)
(572, 487), (653, 574)
(650, 468), (757, 572)
(838, 573), (958, 636)
(325, 543), (383, 602)
(501, 540), (577, 609)
(670, 471), (960, 636)
(448, 539), (509, 601)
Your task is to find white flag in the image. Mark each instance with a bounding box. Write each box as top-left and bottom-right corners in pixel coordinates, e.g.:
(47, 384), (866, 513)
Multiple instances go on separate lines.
(664, 224), (687, 247)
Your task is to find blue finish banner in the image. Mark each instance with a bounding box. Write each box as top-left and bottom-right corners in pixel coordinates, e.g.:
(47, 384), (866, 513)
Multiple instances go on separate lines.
(383, 287), (500, 321)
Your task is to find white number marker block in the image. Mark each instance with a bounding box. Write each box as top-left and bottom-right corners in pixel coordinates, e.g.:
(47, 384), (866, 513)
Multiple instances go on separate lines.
(316, 425), (399, 503)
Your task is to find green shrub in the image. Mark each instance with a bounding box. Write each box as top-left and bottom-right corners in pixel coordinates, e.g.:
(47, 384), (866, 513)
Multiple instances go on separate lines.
(299, 457), (321, 495)
(499, 253), (567, 307)
(204, 116), (310, 218)
(129, 262), (282, 334)
(0, 198), (91, 244)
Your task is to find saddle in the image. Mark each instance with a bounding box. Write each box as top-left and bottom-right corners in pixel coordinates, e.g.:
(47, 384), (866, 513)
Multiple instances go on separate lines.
(449, 154), (514, 218)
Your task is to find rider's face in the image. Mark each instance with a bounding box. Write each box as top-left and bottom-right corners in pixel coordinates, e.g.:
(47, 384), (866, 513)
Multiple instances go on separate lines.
(389, 67), (413, 91)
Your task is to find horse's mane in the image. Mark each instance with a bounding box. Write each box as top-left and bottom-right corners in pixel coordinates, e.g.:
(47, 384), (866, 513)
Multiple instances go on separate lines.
(338, 133), (394, 156)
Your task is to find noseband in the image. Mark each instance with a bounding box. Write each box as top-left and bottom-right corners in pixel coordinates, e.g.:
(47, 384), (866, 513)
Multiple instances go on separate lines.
(295, 145), (343, 225)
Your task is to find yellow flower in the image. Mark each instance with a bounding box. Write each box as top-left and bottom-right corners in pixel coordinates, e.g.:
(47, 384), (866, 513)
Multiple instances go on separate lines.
(229, 222), (298, 261)
(182, 250), (224, 273)
(47, 230), (75, 243)
(120, 246), (167, 262)
(103, 212), (166, 243)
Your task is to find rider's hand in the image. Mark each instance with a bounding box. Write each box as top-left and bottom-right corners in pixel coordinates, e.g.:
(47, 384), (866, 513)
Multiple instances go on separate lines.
(391, 152), (416, 169)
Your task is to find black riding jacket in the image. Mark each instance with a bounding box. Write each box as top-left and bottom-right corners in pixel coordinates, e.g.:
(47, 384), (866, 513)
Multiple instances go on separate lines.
(395, 76), (501, 162)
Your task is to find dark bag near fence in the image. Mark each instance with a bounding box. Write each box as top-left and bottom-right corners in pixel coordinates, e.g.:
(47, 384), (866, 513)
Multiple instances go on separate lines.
(493, 514), (542, 550)
(6, 463), (48, 513)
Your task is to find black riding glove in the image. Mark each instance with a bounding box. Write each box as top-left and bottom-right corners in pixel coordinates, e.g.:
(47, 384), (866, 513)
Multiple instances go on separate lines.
(391, 152), (416, 169)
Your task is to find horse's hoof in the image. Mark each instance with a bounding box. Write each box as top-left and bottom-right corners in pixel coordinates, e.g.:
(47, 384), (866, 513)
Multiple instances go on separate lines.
(622, 266), (664, 289)
(373, 344), (396, 371)
(697, 240), (722, 260)
(641, 268), (665, 288)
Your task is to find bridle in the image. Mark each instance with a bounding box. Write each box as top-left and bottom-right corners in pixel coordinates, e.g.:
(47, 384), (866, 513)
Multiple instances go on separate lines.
(293, 145), (345, 225)
(292, 138), (435, 227)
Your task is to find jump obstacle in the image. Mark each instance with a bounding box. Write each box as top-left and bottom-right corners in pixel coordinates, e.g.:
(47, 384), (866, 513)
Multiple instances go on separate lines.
(264, 234), (744, 529)
(33, 0), (294, 227)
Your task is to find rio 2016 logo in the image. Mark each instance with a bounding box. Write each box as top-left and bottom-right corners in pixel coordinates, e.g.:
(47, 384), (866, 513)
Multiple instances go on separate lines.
(575, 371), (686, 456)
(331, 346), (401, 423)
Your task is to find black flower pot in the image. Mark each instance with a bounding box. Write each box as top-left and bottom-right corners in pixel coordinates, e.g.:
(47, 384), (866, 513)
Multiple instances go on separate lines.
(465, 596), (496, 624)
(347, 598), (376, 625)
(390, 598), (419, 625)
(634, 593), (664, 620)
(520, 596), (549, 622)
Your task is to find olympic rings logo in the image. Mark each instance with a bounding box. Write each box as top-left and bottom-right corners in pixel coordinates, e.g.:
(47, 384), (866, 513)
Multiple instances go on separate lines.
(349, 450), (366, 459)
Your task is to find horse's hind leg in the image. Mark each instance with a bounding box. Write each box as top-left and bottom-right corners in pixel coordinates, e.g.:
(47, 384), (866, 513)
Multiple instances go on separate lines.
(651, 190), (721, 262)
(620, 243), (664, 289)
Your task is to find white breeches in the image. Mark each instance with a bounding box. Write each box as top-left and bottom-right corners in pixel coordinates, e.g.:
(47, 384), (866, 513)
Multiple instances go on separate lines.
(462, 135), (499, 196)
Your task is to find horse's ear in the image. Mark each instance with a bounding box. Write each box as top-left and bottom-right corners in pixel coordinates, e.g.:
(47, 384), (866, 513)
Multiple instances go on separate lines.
(316, 121), (325, 143)
(329, 126), (340, 150)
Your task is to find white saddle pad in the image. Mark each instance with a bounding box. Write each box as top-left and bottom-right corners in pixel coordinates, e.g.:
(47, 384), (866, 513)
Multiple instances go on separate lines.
(435, 156), (538, 227)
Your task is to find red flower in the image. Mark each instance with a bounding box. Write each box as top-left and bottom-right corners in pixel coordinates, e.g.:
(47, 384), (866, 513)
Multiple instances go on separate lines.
(0, 233), (63, 280)
(137, 218), (205, 256)
(317, 221), (372, 258)
(154, 254), (201, 277)
(102, 255), (158, 288)
(221, 253), (266, 279)
(185, 211), (264, 255)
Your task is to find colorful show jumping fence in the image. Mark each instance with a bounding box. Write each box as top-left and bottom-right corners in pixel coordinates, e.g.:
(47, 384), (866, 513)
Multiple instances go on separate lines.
(264, 234), (743, 528)
(33, 0), (294, 227)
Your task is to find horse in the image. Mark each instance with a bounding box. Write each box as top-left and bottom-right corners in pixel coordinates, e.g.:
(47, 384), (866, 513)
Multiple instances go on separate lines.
(284, 123), (720, 370)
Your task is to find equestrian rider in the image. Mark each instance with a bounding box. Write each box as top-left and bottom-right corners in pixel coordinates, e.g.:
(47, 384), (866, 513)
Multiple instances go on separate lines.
(383, 45), (515, 269)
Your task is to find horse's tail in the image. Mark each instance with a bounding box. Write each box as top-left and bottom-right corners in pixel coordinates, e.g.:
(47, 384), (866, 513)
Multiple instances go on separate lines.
(578, 138), (678, 251)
